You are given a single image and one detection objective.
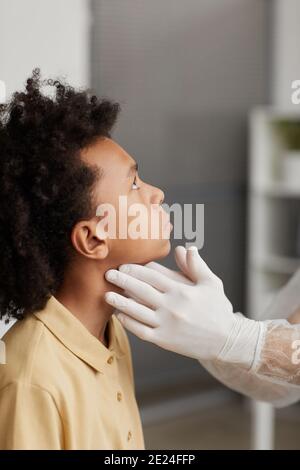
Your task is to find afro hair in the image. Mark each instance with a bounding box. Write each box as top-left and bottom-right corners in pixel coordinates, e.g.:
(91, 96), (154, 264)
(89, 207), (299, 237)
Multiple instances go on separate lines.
(0, 68), (121, 321)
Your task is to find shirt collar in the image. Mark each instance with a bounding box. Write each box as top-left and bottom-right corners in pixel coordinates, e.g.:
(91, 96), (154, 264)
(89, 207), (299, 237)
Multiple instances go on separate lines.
(33, 295), (125, 373)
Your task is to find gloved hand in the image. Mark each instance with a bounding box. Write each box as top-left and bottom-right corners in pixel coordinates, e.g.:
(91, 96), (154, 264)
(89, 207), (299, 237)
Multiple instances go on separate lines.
(104, 246), (262, 366)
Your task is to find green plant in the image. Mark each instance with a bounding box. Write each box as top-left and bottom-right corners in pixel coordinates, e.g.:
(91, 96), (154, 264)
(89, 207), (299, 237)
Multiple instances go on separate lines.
(273, 119), (300, 151)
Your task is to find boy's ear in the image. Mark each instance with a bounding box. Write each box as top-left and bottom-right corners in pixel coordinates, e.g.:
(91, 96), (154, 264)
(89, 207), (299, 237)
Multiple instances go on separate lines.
(71, 218), (109, 260)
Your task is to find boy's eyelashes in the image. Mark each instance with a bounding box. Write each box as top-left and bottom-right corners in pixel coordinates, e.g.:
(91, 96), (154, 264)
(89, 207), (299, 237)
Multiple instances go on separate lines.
(131, 174), (140, 190)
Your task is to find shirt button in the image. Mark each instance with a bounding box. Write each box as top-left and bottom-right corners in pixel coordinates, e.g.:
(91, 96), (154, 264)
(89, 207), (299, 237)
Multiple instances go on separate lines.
(107, 356), (114, 364)
(117, 392), (122, 402)
(127, 430), (132, 441)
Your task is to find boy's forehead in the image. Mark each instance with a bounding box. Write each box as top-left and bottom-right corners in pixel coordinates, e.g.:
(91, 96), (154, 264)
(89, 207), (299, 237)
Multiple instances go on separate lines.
(81, 137), (134, 171)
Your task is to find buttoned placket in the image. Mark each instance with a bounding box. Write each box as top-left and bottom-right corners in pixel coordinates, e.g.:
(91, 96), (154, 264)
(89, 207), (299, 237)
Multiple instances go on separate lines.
(104, 351), (133, 447)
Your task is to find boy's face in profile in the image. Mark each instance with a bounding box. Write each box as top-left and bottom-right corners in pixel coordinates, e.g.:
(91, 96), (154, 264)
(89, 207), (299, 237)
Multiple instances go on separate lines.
(81, 137), (172, 266)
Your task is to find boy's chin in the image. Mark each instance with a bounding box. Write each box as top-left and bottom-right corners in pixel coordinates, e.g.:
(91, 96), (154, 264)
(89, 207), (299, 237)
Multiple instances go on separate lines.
(156, 239), (171, 259)
(115, 239), (171, 266)
(142, 239), (171, 264)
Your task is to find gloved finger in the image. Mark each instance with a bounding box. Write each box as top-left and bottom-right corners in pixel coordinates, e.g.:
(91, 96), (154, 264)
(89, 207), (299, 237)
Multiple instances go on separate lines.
(122, 289), (152, 307)
(105, 269), (163, 308)
(175, 245), (210, 283)
(121, 282), (157, 308)
(174, 246), (190, 278)
(145, 261), (193, 286)
(122, 261), (192, 301)
(186, 246), (216, 283)
(105, 292), (159, 327)
(175, 245), (217, 284)
(118, 263), (176, 292)
(115, 312), (155, 343)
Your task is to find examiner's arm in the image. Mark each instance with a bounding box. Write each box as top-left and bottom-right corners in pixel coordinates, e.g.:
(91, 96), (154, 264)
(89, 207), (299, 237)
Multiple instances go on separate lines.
(200, 269), (300, 407)
(104, 247), (300, 407)
(200, 315), (300, 407)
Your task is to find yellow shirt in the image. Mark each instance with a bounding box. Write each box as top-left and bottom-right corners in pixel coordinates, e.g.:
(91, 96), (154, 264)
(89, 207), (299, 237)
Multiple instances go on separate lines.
(0, 295), (145, 450)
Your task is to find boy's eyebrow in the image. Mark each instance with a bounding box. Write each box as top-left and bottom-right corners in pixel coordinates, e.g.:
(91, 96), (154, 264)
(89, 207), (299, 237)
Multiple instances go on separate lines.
(127, 162), (138, 176)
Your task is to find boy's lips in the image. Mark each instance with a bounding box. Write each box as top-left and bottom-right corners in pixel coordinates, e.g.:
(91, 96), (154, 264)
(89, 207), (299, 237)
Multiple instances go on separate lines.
(158, 209), (173, 233)
(164, 217), (173, 232)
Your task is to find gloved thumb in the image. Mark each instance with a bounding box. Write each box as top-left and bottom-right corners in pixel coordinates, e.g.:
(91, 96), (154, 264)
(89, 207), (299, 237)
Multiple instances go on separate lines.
(175, 245), (207, 283)
(175, 245), (218, 284)
(185, 246), (217, 284)
(174, 246), (189, 278)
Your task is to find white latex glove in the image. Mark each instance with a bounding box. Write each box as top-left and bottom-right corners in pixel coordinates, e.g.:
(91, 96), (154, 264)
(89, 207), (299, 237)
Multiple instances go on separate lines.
(105, 246), (262, 366)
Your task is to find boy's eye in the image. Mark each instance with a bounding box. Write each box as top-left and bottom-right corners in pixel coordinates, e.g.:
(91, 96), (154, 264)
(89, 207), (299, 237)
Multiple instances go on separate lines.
(131, 175), (140, 190)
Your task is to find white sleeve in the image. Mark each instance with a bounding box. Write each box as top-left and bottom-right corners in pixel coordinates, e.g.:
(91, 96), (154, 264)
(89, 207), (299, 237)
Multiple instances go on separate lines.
(200, 268), (300, 408)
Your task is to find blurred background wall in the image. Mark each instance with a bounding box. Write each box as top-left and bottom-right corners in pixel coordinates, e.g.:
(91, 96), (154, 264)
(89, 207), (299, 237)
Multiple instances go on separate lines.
(0, 0), (90, 94)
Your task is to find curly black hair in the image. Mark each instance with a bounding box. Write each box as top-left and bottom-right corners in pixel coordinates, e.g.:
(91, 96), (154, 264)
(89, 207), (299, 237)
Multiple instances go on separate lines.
(0, 68), (121, 322)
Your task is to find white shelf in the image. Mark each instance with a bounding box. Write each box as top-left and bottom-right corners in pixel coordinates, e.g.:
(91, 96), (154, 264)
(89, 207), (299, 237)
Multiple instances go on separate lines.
(252, 181), (300, 198)
(248, 107), (300, 317)
(249, 107), (300, 191)
(247, 106), (300, 450)
(250, 254), (300, 275)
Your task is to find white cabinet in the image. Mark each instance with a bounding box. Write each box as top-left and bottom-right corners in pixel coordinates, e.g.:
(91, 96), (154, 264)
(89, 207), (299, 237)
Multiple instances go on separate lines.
(247, 107), (300, 449)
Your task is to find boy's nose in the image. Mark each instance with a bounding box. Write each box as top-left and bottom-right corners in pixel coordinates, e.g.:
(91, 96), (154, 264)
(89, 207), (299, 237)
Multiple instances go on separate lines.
(151, 186), (165, 205)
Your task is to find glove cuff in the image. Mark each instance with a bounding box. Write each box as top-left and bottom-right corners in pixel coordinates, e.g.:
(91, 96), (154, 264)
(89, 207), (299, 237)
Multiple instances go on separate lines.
(217, 314), (265, 371)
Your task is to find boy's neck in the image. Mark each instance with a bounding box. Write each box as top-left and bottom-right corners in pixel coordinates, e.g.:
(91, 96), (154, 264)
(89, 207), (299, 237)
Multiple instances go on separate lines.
(55, 258), (121, 347)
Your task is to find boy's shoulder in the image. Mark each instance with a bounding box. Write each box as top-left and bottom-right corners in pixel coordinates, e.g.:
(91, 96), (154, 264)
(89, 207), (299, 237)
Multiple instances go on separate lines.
(0, 312), (63, 395)
(0, 306), (133, 394)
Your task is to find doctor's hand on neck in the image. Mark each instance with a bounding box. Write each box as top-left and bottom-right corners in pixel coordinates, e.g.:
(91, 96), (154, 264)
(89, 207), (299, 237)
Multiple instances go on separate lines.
(104, 246), (260, 367)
